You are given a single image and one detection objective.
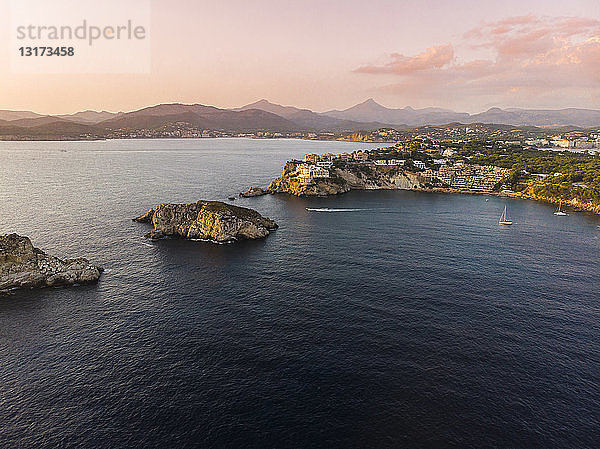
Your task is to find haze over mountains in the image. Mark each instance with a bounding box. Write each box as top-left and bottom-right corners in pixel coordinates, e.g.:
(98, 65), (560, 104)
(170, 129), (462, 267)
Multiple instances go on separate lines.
(233, 99), (392, 131)
(99, 104), (300, 133)
(1, 99), (599, 139)
(324, 99), (600, 128)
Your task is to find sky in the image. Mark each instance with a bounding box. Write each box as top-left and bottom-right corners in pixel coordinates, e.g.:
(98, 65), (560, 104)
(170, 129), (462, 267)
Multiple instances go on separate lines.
(0, 0), (599, 114)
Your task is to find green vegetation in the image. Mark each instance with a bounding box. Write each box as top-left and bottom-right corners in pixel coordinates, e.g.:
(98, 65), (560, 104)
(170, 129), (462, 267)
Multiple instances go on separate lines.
(201, 201), (262, 219)
(371, 140), (600, 209)
(369, 146), (430, 163)
(451, 145), (600, 207)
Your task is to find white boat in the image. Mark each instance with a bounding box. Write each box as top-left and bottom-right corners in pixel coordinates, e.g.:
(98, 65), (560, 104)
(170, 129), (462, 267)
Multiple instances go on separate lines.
(499, 205), (513, 225)
(554, 201), (568, 216)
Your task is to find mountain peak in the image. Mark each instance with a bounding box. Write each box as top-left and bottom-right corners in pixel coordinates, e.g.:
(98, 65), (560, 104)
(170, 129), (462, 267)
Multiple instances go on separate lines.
(361, 98), (382, 106)
(238, 99), (274, 109)
(351, 98), (387, 112)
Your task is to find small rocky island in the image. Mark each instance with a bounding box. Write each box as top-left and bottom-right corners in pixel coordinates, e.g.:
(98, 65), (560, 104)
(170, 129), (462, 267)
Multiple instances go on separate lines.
(134, 200), (278, 242)
(0, 233), (102, 294)
(240, 187), (266, 197)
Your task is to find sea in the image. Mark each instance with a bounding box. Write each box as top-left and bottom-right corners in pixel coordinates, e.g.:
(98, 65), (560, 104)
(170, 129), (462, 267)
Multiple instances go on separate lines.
(0, 138), (599, 448)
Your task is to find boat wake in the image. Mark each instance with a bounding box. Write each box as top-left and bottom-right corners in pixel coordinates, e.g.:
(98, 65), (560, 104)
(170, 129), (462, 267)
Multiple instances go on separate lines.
(189, 238), (236, 244)
(306, 208), (369, 212)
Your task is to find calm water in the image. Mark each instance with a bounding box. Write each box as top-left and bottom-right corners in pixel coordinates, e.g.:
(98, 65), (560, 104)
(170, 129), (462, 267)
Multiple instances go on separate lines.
(1, 138), (599, 448)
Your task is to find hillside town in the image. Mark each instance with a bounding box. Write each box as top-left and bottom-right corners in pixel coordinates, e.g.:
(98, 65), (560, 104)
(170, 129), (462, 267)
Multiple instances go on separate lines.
(293, 148), (509, 192)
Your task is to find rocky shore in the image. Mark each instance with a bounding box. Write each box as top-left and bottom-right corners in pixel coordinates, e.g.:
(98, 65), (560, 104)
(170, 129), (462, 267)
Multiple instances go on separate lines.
(503, 188), (600, 215)
(0, 233), (102, 294)
(240, 187), (267, 197)
(263, 161), (600, 215)
(256, 160), (600, 216)
(134, 200), (278, 242)
(420, 186), (600, 214)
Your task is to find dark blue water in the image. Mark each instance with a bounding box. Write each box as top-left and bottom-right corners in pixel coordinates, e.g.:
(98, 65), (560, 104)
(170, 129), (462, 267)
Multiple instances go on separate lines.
(1, 139), (599, 448)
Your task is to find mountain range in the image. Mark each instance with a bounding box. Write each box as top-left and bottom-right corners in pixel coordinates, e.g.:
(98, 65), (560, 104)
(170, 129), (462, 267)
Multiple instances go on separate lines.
(232, 99), (392, 131)
(324, 99), (600, 128)
(1, 99), (599, 139)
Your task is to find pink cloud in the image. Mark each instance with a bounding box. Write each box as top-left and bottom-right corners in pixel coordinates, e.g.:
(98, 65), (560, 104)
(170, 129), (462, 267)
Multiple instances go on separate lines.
(491, 25), (511, 35)
(356, 15), (600, 107)
(355, 44), (454, 74)
(497, 14), (537, 26)
(472, 15), (600, 62)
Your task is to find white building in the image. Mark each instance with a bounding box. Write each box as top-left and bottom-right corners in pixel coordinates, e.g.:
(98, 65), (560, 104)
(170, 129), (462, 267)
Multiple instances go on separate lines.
(525, 139), (549, 147)
(413, 160), (426, 170)
(303, 153), (319, 163)
(353, 151), (369, 162)
(551, 139), (572, 148)
(442, 148), (457, 157)
(297, 164), (330, 184)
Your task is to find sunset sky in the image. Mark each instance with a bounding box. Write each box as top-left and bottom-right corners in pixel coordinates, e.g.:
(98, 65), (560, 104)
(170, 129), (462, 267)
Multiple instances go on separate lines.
(0, 0), (599, 114)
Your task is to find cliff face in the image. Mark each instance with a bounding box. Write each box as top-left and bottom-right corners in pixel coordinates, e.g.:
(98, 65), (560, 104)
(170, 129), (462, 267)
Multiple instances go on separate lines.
(335, 164), (423, 190)
(0, 234), (102, 293)
(265, 162), (424, 196)
(134, 200), (278, 242)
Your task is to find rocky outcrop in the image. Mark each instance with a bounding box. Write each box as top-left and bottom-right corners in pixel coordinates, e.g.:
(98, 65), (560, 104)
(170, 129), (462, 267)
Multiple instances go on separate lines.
(0, 233), (102, 293)
(134, 200), (278, 242)
(335, 164), (423, 190)
(240, 187), (267, 197)
(265, 161), (425, 197)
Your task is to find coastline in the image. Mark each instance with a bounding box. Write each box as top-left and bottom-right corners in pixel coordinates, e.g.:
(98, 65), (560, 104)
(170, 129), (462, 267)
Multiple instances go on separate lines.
(413, 187), (600, 214)
(0, 135), (397, 144)
(263, 180), (600, 217)
(260, 156), (600, 217)
(377, 187), (600, 216)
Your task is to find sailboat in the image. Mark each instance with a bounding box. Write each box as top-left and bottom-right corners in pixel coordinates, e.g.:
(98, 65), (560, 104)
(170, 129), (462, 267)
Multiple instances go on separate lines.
(554, 200), (568, 216)
(499, 205), (513, 225)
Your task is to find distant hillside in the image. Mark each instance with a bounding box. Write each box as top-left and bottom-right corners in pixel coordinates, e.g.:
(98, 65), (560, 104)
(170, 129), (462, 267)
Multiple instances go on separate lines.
(0, 110), (45, 121)
(469, 107), (600, 128)
(324, 99), (469, 126)
(7, 116), (70, 128)
(58, 110), (119, 124)
(233, 99), (304, 119)
(0, 120), (104, 139)
(235, 99), (403, 131)
(100, 103), (300, 132)
(323, 99), (600, 128)
(1, 100), (599, 140)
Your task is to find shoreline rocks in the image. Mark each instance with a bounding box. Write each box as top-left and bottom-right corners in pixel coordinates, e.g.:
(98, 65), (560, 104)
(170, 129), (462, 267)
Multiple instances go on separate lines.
(258, 160), (600, 216)
(240, 187), (267, 197)
(0, 233), (102, 294)
(134, 200), (278, 243)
